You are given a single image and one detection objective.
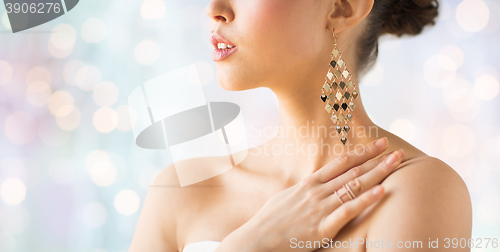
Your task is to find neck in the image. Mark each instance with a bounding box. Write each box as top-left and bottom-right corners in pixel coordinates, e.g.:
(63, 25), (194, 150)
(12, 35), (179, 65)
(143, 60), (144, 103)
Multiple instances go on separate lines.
(259, 64), (380, 185)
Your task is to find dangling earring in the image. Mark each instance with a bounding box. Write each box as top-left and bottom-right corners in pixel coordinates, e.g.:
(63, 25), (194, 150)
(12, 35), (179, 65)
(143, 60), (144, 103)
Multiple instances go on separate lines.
(320, 31), (358, 145)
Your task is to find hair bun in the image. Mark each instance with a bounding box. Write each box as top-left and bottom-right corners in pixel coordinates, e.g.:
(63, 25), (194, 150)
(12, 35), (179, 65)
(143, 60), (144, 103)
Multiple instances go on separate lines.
(382, 0), (439, 36)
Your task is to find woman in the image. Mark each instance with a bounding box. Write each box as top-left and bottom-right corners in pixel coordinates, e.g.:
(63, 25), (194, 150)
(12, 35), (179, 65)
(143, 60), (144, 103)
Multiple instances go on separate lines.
(130, 0), (472, 251)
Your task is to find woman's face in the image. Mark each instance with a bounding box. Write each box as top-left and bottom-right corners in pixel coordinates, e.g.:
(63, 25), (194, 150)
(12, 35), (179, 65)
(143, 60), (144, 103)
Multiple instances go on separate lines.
(206, 0), (333, 91)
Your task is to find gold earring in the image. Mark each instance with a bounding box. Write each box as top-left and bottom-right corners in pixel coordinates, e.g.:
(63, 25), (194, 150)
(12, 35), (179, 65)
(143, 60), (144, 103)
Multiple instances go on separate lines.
(320, 31), (358, 145)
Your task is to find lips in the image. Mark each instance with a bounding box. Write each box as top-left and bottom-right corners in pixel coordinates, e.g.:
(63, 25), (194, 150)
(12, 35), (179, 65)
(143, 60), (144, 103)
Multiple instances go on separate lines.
(210, 32), (237, 61)
(210, 32), (237, 49)
(212, 46), (237, 62)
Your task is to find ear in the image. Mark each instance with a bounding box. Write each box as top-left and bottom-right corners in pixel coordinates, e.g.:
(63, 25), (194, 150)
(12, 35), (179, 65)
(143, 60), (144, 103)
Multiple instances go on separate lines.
(325, 0), (374, 33)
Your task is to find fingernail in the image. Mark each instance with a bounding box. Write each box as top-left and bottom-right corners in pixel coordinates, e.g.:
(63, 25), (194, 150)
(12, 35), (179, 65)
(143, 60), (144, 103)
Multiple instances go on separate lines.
(399, 149), (406, 158)
(374, 137), (387, 147)
(384, 151), (399, 165)
(371, 185), (383, 195)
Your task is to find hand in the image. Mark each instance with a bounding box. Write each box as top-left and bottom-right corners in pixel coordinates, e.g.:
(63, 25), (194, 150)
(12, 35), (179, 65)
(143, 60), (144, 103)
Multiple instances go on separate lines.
(240, 137), (406, 252)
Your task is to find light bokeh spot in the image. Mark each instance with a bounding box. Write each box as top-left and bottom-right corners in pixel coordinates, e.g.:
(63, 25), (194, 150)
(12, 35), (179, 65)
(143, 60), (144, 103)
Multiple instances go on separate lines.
(50, 24), (77, 50)
(93, 107), (119, 133)
(81, 18), (107, 43)
(48, 91), (75, 117)
(423, 54), (457, 88)
(456, 0), (490, 32)
(135, 40), (160, 65)
(26, 81), (51, 107)
(0, 178), (26, 205)
(48, 43), (73, 58)
(439, 45), (464, 68)
(141, 0), (166, 20)
(75, 65), (102, 91)
(482, 0), (500, 33)
(89, 160), (116, 187)
(114, 190), (140, 215)
(2, 11), (11, 29)
(86, 150), (111, 172)
(26, 67), (52, 85)
(56, 106), (81, 131)
(443, 77), (478, 122)
(63, 60), (86, 86)
(474, 75), (499, 101)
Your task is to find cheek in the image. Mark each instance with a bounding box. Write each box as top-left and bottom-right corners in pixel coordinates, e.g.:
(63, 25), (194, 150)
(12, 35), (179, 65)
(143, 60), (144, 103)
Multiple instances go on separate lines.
(217, 0), (323, 90)
(242, 0), (322, 70)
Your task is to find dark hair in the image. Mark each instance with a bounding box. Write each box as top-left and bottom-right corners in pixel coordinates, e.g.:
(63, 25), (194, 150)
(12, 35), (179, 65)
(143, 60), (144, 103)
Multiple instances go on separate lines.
(356, 0), (439, 76)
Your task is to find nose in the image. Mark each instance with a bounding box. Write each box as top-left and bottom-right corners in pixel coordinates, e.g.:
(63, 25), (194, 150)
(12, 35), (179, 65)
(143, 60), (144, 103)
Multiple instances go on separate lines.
(206, 0), (234, 24)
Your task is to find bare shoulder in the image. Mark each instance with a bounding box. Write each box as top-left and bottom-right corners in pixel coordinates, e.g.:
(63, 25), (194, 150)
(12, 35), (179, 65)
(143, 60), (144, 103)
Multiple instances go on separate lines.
(130, 155), (240, 251)
(384, 155), (470, 192)
(364, 156), (473, 250)
(129, 162), (182, 252)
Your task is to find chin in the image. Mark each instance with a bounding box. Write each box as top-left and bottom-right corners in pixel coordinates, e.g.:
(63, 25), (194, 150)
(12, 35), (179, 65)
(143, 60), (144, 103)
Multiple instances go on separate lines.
(216, 70), (256, 91)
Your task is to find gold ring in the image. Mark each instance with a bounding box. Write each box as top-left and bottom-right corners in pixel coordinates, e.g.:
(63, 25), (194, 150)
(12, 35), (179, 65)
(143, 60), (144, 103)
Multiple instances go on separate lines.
(344, 183), (356, 200)
(335, 190), (344, 205)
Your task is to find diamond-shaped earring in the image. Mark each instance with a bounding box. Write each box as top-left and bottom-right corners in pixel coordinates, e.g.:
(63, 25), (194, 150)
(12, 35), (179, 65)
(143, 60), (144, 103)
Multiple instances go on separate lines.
(319, 31), (359, 145)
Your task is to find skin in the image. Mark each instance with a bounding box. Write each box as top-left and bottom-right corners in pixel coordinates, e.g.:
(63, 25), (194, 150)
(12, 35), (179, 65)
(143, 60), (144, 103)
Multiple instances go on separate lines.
(129, 0), (473, 251)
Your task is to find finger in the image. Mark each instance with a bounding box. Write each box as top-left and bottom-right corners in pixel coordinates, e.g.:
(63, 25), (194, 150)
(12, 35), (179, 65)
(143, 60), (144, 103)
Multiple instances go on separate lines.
(345, 149), (405, 196)
(313, 153), (388, 199)
(329, 152), (391, 190)
(314, 137), (389, 183)
(319, 185), (385, 239)
(321, 149), (404, 210)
